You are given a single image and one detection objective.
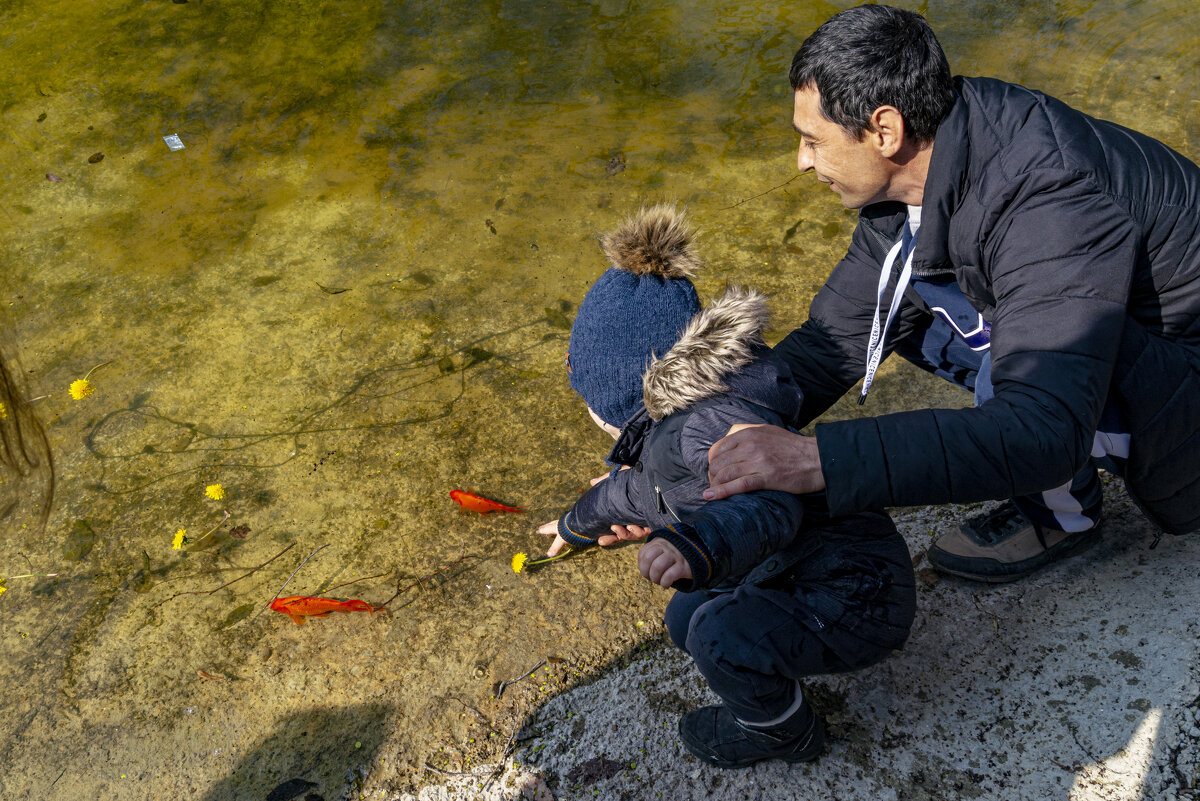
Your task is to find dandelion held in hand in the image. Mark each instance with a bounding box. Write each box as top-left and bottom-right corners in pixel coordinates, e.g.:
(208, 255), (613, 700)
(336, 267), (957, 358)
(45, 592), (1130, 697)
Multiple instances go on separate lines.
(511, 549), (573, 574)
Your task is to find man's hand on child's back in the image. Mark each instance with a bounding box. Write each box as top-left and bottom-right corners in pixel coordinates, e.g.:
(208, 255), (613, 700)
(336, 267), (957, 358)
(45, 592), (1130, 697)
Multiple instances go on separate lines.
(638, 539), (693, 588)
(705, 423), (826, 500)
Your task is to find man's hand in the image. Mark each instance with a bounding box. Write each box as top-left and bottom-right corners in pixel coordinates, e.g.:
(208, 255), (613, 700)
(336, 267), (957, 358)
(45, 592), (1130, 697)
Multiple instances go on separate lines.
(638, 539), (692, 588)
(597, 523), (651, 547)
(705, 423), (825, 500)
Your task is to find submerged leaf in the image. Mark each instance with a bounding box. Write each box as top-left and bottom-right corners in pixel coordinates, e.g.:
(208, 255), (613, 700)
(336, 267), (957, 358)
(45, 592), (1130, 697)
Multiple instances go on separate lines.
(63, 520), (97, 561)
(216, 603), (256, 630)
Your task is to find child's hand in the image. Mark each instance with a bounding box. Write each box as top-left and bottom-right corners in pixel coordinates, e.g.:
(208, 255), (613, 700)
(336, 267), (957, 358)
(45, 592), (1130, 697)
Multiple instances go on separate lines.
(638, 539), (693, 588)
(536, 519), (570, 556)
(597, 523), (651, 547)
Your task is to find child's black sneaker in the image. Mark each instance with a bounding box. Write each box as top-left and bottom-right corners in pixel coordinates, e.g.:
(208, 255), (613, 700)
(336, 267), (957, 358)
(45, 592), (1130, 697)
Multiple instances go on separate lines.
(677, 700), (825, 769)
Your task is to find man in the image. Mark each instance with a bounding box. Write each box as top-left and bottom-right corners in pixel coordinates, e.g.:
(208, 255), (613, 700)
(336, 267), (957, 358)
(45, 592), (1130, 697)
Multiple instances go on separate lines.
(706, 4), (1200, 581)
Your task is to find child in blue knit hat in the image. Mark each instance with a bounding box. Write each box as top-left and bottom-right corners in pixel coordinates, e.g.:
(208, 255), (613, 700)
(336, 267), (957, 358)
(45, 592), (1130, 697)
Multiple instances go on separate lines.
(534, 204), (916, 769)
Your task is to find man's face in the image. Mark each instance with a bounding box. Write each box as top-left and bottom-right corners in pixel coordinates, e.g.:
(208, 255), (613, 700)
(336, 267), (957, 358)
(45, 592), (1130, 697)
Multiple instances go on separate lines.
(792, 86), (894, 209)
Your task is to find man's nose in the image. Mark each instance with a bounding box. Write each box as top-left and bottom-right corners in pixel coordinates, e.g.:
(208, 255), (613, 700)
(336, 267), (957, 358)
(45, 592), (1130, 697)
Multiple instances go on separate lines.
(796, 145), (814, 173)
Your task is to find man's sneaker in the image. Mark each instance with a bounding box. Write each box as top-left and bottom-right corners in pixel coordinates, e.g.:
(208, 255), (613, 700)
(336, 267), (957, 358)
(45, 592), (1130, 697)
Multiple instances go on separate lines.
(678, 699), (824, 769)
(927, 501), (1099, 583)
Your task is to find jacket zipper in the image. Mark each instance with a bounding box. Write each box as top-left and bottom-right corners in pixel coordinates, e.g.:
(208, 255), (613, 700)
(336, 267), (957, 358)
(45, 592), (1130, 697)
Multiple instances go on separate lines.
(654, 485), (681, 522)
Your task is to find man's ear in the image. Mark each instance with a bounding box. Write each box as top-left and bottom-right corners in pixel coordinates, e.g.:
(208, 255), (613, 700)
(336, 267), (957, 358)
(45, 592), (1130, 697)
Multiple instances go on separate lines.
(869, 105), (906, 158)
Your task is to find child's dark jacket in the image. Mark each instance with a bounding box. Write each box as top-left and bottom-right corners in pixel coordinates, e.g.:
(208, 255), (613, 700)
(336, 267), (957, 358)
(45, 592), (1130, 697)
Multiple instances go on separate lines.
(555, 287), (818, 590)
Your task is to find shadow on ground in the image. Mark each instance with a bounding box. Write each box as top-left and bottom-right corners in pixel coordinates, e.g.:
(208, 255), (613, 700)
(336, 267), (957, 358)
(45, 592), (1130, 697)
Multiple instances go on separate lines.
(402, 479), (1200, 800)
(200, 704), (390, 801)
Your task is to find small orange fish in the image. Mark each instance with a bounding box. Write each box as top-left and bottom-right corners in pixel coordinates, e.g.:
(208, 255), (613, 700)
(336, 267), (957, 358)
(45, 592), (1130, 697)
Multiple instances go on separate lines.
(449, 489), (526, 514)
(270, 595), (378, 625)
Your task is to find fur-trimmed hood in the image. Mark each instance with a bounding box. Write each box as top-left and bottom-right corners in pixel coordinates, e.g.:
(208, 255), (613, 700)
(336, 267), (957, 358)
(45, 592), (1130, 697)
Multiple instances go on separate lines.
(642, 286), (796, 420)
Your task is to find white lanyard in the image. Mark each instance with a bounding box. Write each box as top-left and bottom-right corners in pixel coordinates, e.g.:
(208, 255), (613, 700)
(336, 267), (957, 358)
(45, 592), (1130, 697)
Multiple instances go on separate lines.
(859, 229), (916, 404)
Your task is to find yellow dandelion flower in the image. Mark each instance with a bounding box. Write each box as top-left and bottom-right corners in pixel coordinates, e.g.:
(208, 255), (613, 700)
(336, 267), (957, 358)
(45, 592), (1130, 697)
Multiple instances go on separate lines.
(0, 583), (6, 596)
(0, 401), (7, 419)
(204, 484), (225, 501)
(172, 529), (187, 550)
(511, 552), (528, 574)
(69, 379), (94, 400)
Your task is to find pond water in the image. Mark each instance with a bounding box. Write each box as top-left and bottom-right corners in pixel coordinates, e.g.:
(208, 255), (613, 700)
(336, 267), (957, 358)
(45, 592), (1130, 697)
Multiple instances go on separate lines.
(1, 0), (1197, 798)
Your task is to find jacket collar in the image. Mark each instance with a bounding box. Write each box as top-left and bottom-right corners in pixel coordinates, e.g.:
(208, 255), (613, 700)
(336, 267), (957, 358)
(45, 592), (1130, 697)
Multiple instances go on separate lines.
(911, 76), (971, 278)
(859, 76), (971, 279)
(642, 286), (770, 420)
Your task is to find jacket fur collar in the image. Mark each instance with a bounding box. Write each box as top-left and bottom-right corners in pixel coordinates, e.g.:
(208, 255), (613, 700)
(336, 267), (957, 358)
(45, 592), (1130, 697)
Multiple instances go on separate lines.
(642, 286), (769, 420)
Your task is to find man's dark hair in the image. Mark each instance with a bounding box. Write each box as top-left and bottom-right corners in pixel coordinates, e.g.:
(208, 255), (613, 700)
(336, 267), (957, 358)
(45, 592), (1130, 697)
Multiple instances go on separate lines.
(789, 4), (954, 143)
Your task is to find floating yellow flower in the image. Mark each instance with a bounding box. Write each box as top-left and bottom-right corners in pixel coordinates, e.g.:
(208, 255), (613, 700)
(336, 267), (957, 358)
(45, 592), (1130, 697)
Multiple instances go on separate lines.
(69, 379), (94, 400)
(172, 529), (186, 550)
(66, 362), (110, 401)
(0, 401), (7, 419)
(204, 484), (225, 501)
(0, 583), (6, 596)
(511, 552), (528, 574)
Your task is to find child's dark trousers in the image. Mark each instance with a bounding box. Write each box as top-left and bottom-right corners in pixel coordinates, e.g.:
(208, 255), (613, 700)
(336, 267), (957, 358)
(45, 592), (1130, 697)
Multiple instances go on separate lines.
(664, 511), (916, 723)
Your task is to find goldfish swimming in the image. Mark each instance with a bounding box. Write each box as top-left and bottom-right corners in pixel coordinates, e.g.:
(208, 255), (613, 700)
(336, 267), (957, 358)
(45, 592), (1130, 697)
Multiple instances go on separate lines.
(449, 489), (526, 514)
(270, 595), (378, 625)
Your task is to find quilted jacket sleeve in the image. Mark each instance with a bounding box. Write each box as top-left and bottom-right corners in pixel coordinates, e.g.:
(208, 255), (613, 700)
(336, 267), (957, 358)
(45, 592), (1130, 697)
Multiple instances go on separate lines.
(556, 466), (647, 549)
(816, 173), (1137, 516)
(647, 489), (806, 590)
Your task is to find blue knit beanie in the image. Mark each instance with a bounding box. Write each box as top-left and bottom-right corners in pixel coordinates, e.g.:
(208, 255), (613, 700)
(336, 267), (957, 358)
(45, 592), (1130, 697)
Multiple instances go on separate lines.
(568, 204), (702, 427)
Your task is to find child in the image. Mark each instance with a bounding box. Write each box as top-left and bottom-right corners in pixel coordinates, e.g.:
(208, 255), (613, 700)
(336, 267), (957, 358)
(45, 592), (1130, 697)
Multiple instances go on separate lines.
(537, 204), (916, 768)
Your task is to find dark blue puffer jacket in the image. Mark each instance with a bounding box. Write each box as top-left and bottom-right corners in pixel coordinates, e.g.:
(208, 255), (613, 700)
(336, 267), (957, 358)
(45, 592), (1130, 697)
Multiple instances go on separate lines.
(555, 287), (820, 590)
(775, 76), (1200, 535)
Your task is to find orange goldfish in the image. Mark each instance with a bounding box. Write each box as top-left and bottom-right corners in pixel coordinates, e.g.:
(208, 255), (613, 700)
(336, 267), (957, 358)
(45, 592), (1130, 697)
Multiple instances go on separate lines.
(270, 595), (379, 625)
(449, 489), (526, 514)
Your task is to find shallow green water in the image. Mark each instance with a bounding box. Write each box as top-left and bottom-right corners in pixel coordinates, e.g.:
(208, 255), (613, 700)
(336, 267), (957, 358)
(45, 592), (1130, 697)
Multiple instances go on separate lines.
(0, 0), (1197, 798)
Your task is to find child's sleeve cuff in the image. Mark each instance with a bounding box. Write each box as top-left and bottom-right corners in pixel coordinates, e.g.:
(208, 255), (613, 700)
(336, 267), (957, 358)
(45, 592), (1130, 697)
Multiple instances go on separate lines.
(648, 523), (715, 589)
(557, 512), (599, 549)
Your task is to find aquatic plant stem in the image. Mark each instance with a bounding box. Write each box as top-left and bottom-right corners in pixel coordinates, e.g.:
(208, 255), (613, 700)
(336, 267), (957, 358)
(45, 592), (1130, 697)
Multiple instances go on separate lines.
(483, 714), (525, 793)
(318, 572), (388, 595)
(152, 542), (296, 608)
(256, 544), (329, 618)
(493, 660), (546, 699)
(188, 509), (230, 546)
(719, 174), (801, 210)
(376, 543), (476, 610)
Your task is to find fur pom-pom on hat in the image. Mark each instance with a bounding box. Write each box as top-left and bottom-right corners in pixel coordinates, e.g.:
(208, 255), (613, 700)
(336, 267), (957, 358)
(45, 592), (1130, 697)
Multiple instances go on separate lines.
(600, 203), (701, 279)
